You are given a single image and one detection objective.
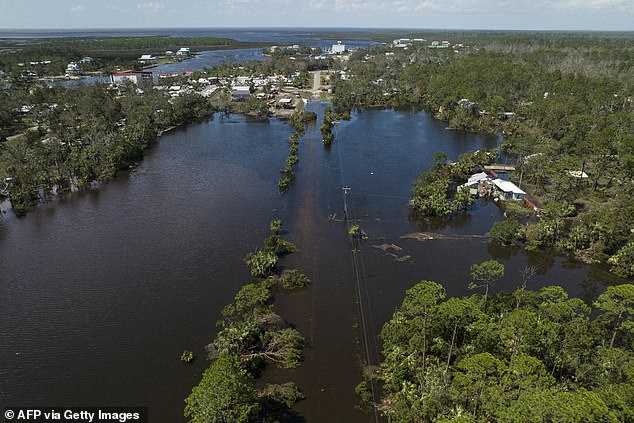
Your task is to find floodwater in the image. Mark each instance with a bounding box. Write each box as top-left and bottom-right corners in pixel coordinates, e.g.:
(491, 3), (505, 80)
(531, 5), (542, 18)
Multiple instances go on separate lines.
(0, 106), (619, 421)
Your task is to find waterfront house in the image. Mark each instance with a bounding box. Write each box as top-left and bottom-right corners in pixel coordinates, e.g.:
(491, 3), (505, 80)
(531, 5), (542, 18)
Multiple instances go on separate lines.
(463, 172), (491, 188)
(460, 172), (491, 195)
(138, 54), (157, 65)
(176, 48), (191, 56)
(278, 98), (294, 109)
(492, 179), (526, 201)
(111, 71), (157, 86)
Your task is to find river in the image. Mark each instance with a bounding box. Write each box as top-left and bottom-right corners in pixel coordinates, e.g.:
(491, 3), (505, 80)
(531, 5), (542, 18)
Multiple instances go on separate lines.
(0, 106), (618, 421)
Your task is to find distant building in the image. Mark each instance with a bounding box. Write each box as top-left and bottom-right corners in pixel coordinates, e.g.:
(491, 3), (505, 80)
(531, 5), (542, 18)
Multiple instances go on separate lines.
(428, 40), (450, 49)
(65, 62), (83, 76)
(278, 98), (294, 109)
(231, 85), (251, 101)
(138, 54), (157, 65)
(330, 41), (347, 54)
(176, 47), (191, 56)
(111, 71), (157, 86)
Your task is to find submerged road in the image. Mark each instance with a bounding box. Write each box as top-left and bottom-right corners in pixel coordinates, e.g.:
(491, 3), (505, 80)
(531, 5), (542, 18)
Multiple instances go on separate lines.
(272, 100), (378, 422)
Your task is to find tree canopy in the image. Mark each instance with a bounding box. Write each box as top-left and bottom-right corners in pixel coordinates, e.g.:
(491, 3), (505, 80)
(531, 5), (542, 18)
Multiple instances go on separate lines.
(373, 280), (634, 422)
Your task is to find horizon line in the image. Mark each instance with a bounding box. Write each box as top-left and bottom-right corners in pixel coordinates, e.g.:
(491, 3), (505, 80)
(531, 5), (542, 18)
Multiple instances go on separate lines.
(1, 26), (633, 33)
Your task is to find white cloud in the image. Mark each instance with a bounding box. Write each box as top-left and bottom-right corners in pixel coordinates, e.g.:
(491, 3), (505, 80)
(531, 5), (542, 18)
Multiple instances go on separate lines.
(549, 0), (633, 11)
(136, 2), (166, 11)
(334, 0), (386, 11)
(70, 4), (86, 12)
(330, 0), (632, 13)
(307, 0), (326, 9)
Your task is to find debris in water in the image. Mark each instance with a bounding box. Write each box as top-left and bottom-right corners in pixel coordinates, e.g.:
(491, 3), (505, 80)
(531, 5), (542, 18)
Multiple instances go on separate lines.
(401, 232), (489, 241)
(372, 243), (403, 252)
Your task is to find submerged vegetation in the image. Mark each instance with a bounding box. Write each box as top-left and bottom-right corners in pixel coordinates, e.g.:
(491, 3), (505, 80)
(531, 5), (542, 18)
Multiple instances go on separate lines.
(278, 110), (307, 191)
(185, 222), (311, 422)
(410, 149), (494, 217)
(321, 105), (335, 146)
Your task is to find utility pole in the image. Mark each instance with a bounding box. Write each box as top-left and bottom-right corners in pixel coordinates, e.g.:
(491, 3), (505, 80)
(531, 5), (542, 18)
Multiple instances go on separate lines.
(342, 186), (351, 219)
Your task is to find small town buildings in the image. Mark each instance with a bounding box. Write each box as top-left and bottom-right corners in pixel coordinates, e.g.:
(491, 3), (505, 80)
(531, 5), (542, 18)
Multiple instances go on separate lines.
(111, 71), (157, 86)
(492, 179), (526, 201)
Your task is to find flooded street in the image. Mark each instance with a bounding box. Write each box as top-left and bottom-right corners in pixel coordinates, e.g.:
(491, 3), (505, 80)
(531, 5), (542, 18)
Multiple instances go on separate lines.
(0, 107), (618, 421)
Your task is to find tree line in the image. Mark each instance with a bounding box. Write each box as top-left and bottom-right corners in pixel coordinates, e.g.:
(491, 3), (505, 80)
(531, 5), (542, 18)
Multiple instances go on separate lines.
(0, 82), (213, 215)
(0, 36), (264, 77)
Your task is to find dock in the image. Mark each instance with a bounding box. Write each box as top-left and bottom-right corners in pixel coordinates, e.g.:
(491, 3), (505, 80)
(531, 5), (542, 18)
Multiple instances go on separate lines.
(485, 164), (516, 172)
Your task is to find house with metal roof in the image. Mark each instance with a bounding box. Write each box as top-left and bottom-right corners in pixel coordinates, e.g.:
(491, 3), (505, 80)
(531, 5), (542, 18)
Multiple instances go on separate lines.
(492, 179), (526, 201)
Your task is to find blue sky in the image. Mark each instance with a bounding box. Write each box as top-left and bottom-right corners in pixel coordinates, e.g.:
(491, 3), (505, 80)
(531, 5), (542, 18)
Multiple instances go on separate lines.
(1, 0), (632, 31)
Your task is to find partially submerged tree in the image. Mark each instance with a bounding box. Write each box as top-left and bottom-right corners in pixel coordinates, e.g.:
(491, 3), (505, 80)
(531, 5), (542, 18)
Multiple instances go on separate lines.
(184, 354), (259, 423)
(244, 249), (278, 278)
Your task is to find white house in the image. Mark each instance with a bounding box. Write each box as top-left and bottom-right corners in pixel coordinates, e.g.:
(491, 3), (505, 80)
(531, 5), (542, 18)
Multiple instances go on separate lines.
(492, 179), (526, 201)
(176, 47), (191, 56)
(111, 71), (157, 86)
(138, 54), (157, 65)
(460, 172), (491, 195)
(231, 85), (251, 101)
(463, 172), (491, 189)
(65, 62), (83, 76)
(278, 98), (294, 109)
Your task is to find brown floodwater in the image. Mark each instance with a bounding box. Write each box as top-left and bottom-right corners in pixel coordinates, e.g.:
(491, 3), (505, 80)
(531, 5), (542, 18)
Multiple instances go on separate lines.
(0, 105), (620, 421)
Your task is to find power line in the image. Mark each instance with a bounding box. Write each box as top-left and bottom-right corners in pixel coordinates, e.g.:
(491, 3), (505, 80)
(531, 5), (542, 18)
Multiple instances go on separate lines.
(328, 105), (380, 421)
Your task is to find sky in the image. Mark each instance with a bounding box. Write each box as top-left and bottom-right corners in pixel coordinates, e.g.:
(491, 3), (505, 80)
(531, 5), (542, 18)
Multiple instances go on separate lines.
(0, 0), (633, 31)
